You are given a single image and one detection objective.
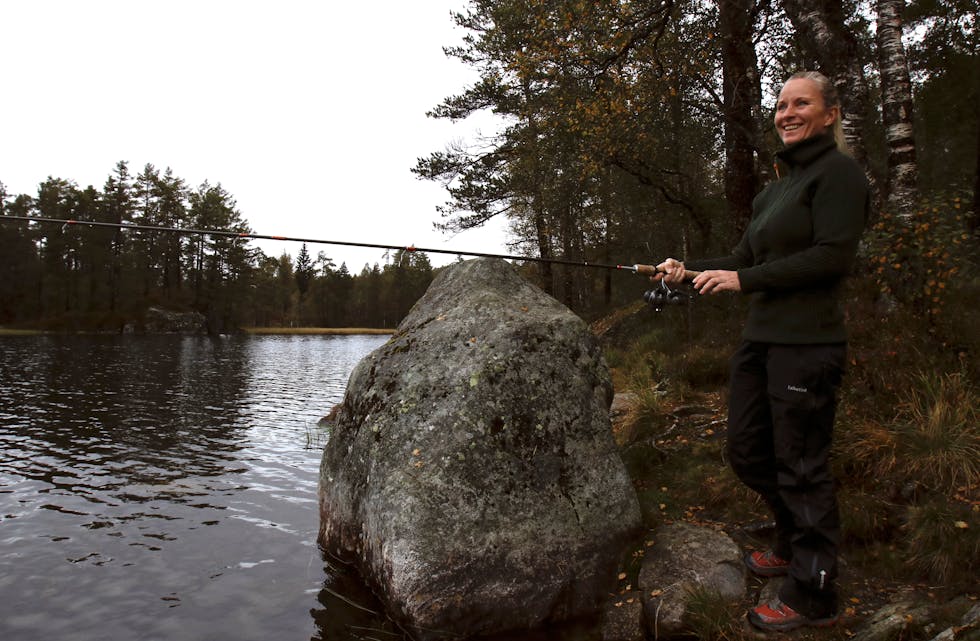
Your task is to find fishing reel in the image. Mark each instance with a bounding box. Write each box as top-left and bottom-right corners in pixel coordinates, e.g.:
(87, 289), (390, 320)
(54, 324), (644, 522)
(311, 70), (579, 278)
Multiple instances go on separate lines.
(643, 279), (688, 312)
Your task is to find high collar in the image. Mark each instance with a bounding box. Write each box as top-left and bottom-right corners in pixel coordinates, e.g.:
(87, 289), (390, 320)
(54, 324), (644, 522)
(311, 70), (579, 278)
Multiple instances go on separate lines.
(775, 133), (837, 169)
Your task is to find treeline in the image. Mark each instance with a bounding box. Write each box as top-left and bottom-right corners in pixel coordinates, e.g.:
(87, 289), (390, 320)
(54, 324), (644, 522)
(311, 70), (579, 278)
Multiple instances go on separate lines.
(413, 0), (978, 314)
(0, 162), (434, 332)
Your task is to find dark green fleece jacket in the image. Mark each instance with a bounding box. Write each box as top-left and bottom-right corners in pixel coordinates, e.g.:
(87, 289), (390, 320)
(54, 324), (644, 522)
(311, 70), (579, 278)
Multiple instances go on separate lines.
(688, 133), (869, 344)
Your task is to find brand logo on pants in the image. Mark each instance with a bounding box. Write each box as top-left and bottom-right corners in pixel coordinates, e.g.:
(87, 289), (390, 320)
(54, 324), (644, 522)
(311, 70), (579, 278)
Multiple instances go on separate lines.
(787, 385), (808, 393)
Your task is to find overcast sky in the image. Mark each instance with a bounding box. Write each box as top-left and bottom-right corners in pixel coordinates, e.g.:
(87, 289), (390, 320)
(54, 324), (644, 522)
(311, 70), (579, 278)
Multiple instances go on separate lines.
(0, 0), (510, 269)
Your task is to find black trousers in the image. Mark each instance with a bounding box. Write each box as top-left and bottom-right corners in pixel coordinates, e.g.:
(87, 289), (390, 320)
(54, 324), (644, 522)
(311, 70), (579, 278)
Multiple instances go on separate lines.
(727, 341), (846, 618)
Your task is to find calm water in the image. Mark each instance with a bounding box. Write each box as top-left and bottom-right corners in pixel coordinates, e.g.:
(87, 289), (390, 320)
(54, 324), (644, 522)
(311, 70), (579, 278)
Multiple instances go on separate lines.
(0, 334), (397, 641)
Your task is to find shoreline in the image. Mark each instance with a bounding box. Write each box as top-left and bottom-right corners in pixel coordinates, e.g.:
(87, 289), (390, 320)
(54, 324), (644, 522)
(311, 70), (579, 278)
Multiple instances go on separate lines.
(0, 327), (395, 336)
(241, 327), (395, 335)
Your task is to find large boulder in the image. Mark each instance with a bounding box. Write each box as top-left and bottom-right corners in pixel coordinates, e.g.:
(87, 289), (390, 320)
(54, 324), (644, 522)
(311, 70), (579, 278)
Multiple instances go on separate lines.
(318, 258), (642, 639)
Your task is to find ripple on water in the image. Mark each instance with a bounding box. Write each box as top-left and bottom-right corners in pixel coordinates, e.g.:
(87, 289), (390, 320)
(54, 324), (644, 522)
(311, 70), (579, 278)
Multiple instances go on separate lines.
(0, 333), (389, 641)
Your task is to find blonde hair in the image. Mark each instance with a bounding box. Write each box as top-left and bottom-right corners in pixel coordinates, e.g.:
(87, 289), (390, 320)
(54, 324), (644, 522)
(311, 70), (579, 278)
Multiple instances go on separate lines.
(786, 71), (849, 153)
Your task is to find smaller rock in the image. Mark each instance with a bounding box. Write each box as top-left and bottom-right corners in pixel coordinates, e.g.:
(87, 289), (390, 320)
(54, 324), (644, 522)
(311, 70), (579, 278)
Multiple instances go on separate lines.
(317, 404), (343, 428)
(756, 576), (782, 606)
(926, 602), (980, 641)
(610, 392), (639, 420)
(671, 405), (713, 418)
(851, 601), (933, 641)
(601, 591), (646, 641)
(638, 522), (745, 638)
(142, 306), (207, 334)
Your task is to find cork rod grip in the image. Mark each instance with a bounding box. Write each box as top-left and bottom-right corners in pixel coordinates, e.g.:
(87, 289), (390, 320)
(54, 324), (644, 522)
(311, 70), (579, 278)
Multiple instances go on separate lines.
(633, 263), (701, 281)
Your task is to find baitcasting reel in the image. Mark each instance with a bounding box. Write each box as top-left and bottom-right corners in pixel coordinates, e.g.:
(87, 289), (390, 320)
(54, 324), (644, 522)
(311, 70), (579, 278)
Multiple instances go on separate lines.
(643, 279), (688, 312)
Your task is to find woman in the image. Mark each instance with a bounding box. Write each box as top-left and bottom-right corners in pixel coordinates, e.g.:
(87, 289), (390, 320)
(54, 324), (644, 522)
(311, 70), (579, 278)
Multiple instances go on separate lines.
(655, 71), (869, 631)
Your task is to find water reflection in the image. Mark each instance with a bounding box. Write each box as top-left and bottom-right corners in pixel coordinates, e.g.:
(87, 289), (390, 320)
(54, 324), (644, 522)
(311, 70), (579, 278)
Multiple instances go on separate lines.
(0, 333), (389, 641)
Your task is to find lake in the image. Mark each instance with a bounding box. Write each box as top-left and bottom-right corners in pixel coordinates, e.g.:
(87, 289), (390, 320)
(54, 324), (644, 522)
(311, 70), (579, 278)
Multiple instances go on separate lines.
(0, 333), (402, 641)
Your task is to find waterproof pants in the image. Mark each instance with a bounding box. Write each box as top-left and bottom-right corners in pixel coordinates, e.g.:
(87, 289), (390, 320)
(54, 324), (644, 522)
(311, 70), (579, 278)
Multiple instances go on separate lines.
(727, 341), (845, 618)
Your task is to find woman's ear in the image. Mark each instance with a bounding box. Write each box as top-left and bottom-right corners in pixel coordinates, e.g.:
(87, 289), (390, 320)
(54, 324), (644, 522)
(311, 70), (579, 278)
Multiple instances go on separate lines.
(824, 105), (840, 129)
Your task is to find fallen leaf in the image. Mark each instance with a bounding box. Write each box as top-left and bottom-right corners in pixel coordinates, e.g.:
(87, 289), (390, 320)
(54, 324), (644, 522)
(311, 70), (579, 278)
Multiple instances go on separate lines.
(953, 520), (968, 529)
(650, 589), (663, 597)
(618, 572), (627, 580)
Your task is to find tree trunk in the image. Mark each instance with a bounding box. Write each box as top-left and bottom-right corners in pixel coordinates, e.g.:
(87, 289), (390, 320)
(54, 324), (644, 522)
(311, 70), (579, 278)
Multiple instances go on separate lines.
(533, 203), (554, 296)
(972, 63), (980, 236)
(876, 0), (919, 221)
(720, 0), (763, 230)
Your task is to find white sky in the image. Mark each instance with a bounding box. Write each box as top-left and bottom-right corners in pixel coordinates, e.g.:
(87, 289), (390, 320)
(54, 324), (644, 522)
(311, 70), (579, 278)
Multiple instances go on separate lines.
(0, 0), (511, 270)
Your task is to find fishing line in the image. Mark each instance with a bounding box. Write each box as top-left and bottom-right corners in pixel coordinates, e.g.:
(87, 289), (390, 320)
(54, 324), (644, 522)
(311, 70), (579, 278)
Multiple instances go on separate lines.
(2, 214), (700, 280)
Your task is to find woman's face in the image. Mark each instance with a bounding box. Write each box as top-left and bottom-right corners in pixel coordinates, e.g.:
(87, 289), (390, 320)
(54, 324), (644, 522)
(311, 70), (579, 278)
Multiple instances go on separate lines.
(774, 78), (838, 145)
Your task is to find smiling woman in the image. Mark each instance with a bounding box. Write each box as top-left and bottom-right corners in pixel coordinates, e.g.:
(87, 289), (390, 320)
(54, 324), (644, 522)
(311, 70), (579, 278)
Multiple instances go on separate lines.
(775, 71), (849, 154)
(653, 70), (870, 632)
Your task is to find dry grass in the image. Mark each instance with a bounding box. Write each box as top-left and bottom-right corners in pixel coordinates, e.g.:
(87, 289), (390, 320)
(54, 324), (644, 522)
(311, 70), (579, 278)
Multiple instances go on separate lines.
(681, 585), (745, 641)
(893, 372), (979, 492)
(241, 327), (394, 335)
(839, 372), (979, 494)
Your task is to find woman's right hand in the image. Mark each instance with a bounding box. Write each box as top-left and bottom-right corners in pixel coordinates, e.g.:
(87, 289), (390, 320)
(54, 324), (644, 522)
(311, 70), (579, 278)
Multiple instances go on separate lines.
(653, 258), (686, 285)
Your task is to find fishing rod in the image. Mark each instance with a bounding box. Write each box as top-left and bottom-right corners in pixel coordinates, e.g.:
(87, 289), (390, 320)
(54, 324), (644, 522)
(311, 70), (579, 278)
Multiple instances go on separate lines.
(2, 214), (701, 282)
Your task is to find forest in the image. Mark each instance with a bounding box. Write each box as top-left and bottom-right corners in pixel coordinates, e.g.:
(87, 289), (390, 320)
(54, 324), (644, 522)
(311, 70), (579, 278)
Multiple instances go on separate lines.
(1, 0), (977, 335)
(0, 162), (435, 332)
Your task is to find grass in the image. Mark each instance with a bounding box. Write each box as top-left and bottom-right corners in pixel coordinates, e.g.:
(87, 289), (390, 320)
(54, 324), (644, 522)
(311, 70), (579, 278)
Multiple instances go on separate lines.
(681, 586), (745, 641)
(242, 327), (394, 335)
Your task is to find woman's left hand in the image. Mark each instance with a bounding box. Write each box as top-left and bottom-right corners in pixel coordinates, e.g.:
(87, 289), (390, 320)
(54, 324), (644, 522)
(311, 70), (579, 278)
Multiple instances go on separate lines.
(691, 270), (741, 294)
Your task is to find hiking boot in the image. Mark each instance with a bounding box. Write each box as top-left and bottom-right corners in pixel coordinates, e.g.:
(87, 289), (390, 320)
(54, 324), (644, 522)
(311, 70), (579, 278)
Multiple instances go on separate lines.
(745, 550), (790, 577)
(748, 599), (839, 632)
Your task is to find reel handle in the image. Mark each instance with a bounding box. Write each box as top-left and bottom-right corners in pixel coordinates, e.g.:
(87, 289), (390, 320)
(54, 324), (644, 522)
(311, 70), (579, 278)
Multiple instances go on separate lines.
(632, 264), (701, 282)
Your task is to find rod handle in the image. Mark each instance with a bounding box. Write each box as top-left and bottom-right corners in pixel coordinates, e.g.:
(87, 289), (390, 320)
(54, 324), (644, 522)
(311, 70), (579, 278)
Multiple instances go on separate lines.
(633, 264), (701, 281)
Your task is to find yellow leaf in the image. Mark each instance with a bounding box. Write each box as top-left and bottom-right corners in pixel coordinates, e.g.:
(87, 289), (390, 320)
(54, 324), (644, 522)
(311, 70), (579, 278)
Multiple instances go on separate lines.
(412, 448), (421, 456)
(954, 521), (969, 529)
(618, 572), (627, 580)
(650, 589), (663, 597)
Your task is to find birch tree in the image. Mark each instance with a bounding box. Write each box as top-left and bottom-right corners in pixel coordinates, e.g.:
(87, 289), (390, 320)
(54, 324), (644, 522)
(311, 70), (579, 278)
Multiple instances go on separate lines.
(876, 0), (918, 219)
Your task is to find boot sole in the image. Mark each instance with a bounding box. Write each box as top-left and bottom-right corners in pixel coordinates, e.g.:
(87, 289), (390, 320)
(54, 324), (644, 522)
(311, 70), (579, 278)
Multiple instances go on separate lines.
(747, 610), (840, 632)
